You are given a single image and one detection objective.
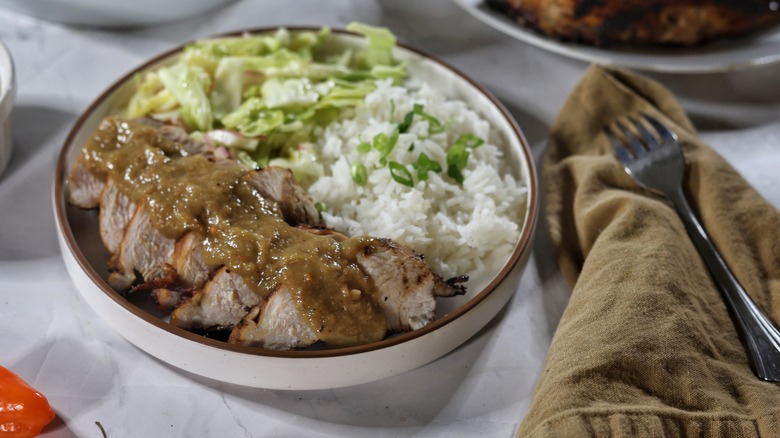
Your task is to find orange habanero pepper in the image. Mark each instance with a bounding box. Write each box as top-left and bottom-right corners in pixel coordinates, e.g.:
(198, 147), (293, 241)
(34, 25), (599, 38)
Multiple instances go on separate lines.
(0, 366), (54, 437)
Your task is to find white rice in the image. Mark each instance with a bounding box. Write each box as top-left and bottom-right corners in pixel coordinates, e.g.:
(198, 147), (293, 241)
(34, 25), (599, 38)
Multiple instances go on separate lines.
(307, 80), (527, 280)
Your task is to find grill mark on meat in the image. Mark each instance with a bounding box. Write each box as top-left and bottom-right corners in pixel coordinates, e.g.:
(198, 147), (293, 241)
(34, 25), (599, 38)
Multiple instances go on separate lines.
(128, 267), (195, 313)
(441, 275), (470, 297)
(297, 224), (348, 242)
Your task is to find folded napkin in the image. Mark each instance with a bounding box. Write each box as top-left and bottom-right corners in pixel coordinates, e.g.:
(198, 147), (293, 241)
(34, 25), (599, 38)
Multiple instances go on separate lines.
(518, 65), (780, 437)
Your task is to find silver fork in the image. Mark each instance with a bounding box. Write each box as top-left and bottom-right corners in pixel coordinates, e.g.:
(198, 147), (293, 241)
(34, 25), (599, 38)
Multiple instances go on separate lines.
(607, 113), (780, 382)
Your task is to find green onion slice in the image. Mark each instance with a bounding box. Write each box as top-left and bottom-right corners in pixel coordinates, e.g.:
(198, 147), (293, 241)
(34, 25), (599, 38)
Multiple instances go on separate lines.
(372, 129), (399, 166)
(351, 162), (368, 185)
(388, 161), (414, 187)
(357, 139), (371, 153)
(413, 104), (443, 133)
(446, 133), (484, 185)
(412, 152), (442, 181)
(455, 132), (485, 149)
(398, 109), (415, 133)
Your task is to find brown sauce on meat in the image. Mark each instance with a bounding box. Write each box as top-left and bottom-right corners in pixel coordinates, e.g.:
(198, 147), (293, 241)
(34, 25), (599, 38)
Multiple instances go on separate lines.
(81, 116), (386, 347)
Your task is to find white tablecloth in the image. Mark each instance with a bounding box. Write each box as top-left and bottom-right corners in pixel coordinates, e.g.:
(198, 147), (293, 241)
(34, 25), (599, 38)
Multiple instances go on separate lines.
(1, 1), (779, 436)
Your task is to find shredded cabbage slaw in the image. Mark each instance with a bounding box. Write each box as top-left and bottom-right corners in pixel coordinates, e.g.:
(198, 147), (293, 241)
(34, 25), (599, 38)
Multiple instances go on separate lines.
(126, 23), (406, 184)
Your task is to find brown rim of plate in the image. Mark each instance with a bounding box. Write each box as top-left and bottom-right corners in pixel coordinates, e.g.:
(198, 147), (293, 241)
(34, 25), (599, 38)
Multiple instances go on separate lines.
(53, 26), (539, 359)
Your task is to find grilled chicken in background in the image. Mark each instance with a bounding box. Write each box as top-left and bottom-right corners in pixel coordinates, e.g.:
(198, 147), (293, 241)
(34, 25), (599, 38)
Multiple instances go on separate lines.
(487, 0), (780, 46)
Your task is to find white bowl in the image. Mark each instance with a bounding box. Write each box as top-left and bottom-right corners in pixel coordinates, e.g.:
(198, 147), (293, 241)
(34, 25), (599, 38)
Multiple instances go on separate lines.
(0, 39), (14, 178)
(0, 0), (233, 28)
(53, 28), (539, 390)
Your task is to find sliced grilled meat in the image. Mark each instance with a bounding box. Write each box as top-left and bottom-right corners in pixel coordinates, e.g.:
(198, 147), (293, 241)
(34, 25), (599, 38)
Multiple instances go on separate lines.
(170, 267), (261, 331)
(230, 237), (467, 350)
(137, 233), (211, 315)
(107, 202), (175, 291)
(228, 285), (319, 350)
(159, 124), (215, 157)
(355, 238), (466, 332)
(70, 116), (470, 352)
(98, 179), (137, 255)
(68, 155), (105, 209)
(170, 232), (210, 288)
(242, 166), (320, 226)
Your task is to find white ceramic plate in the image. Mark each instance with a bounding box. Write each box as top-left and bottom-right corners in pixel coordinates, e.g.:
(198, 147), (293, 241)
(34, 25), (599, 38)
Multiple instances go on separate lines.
(454, 0), (780, 74)
(53, 28), (538, 390)
(0, 0), (233, 27)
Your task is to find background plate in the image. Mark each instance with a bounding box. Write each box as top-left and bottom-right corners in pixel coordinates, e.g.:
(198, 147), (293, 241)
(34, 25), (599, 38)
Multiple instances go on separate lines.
(454, 0), (780, 74)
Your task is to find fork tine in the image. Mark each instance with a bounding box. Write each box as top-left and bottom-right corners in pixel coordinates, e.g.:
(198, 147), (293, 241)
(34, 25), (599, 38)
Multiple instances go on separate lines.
(629, 116), (660, 150)
(616, 120), (647, 158)
(605, 128), (632, 166)
(641, 113), (678, 143)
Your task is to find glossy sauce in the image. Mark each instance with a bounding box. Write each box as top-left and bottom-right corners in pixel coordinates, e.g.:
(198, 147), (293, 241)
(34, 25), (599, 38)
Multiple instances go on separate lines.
(81, 117), (386, 346)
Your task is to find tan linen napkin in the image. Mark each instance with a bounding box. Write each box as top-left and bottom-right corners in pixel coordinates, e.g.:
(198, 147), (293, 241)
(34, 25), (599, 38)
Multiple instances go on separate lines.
(518, 65), (780, 437)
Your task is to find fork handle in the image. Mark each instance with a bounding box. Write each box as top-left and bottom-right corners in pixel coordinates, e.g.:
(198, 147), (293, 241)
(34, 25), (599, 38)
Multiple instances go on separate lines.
(668, 187), (780, 381)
